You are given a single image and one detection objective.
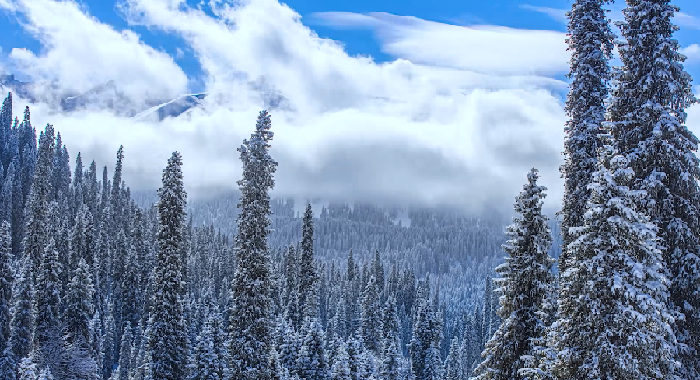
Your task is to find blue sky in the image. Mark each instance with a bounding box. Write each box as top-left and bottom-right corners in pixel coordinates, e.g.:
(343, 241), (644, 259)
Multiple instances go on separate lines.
(1, 0), (698, 91)
(0, 0), (698, 211)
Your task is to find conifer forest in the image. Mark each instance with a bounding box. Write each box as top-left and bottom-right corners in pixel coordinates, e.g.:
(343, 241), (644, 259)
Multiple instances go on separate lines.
(0, 0), (699, 379)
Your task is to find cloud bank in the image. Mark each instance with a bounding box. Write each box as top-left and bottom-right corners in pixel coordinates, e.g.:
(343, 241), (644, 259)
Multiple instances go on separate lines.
(0, 0), (697, 214)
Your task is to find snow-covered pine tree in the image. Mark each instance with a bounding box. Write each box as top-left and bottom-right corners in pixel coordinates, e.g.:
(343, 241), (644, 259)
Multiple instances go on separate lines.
(1, 160), (15, 224)
(283, 245), (301, 328)
(480, 277), (499, 347)
(330, 340), (352, 380)
(228, 110), (278, 380)
(0, 93), (11, 165)
(15, 108), (37, 257)
(559, 0), (615, 271)
(474, 168), (554, 380)
(113, 322), (132, 380)
(22, 124), (54, 270)
(277, 317), (300, 376)
(188, 301), (226, 380)
(609, 1), (700, 376)
(296, 317), (328, 380)
(550, 139), (678, 379)
(7, 255), (34, 377)
(299, 204), (317, 316)
(344, 250), (360, 336)
(409, 288), (441, 380)
(346, 335), (362, 380)
(443, 337), (462, 380)
(33, 236), (63, 377)
(63, 258), (98, 380)
(379, 296), (400, 380)
(0, 220), (12, 354)
(371, 251), (384, 300)
(147, 152), (188, 380)
(0, 221), (15, 380)
(360, 275), (380, 353)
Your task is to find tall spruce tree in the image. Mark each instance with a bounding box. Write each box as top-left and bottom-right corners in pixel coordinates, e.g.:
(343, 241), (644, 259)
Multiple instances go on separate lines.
(0, 220), (12, 355)
(33, 236), (63, 377)
(63, 258), (98, 380)
(410, 288), (441, 380)
(0, 221), (15, 380)
(147, 152), (188, 380)
(23, 124), (54, 270)
(379, 297), (400, 380)
(299, 204), (316, 319)
(7, 256), (34, 376)
(444, 338), (462, 380)
(551, 140), (678, 380)
(228, 110), (278, 380)
(559, 0), (615, 271)
(474, 168), (554, 380)
(360, 275), (380, 354)
(609, 0), (700, 376)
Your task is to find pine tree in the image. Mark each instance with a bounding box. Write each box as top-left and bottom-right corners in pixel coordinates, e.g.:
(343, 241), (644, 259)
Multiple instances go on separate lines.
(189, 303), (226, 380)
(228, 110), (278, 380)
(297, 317), (328, 380)
(551, 140), (678, 379)
(63, 258), (98, 380)
(23, 124), (54, 270)
(443, 338), (462, 380)
(410, 292), (441, 380)
(1, 160), (15, 224)
(8, 256), (34, 375)
(608, 1), (700, 376)
(0, 221), (12, 353)
(371, 251), (384, 300)
(277, 318), (299, 376)
(480, 277), (499, 347)
(33, 235), (63, 377)
(360, 275), (380, 354)
(299, 204), (317, 315)
(330, 341), (352, 380)
(379, 297), (400, 380)
(147, 152), (188, 380)
(346, 335), (362, 380)
(0, 221), (16, 380)
(283, 245), (301, 328)
(0, 93), (12, 167)
(559, 0), (615, 272)
(474, 168), (554, 380)
(114, 322), (133, 380)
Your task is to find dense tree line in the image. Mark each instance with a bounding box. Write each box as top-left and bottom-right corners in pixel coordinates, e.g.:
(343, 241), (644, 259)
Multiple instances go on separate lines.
(0, 97), (501, 380)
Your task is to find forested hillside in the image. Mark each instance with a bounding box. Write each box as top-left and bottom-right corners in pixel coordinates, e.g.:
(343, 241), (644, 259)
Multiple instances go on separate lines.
(0, 0), (699, 379)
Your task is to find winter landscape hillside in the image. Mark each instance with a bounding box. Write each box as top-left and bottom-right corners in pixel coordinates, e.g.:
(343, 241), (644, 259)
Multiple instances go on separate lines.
(0, 0), (699, 379)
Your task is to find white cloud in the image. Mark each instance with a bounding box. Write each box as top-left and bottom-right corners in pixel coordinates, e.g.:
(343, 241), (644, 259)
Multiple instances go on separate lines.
(310, 11), (570, 76)
(676, 11), (700, 30)
(519, 4), (567, 24)
(0, 0), (188, 104)
(2, 0), (576, 212)
(683, 44), (700, 63)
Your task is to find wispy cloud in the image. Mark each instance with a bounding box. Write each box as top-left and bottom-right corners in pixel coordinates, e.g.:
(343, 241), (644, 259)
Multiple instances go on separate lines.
(310, 11), (569, 76)
(682, 44), (700, 63)
(519, 4), (567, 24)
(676, 11), (700, 30)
